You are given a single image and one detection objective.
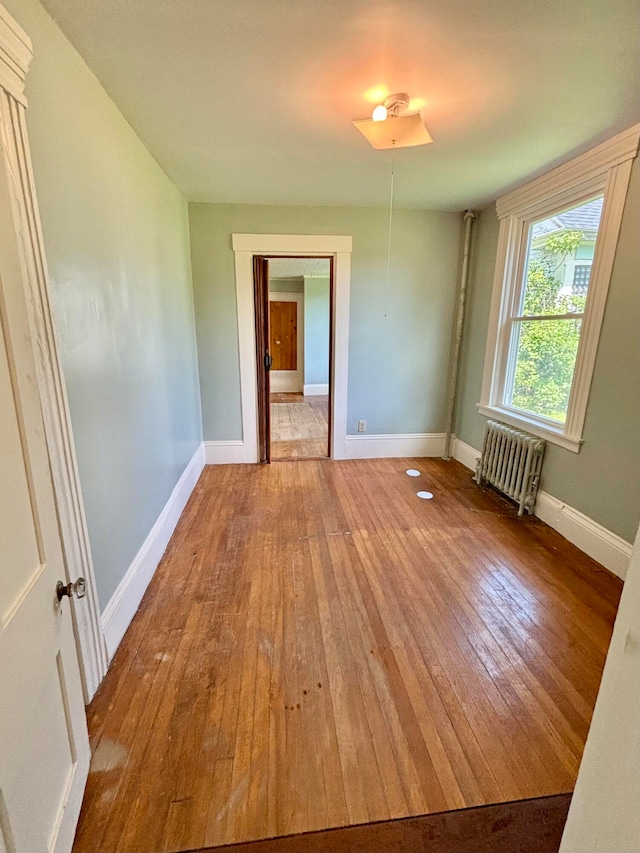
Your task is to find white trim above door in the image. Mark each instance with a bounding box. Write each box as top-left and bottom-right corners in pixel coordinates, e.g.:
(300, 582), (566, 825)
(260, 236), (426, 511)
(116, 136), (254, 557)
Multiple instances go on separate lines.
(232, 234), (352, 462)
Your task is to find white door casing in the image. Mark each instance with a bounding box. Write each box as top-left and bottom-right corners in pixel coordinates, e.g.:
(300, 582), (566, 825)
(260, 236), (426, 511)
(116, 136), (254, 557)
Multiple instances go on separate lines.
(0, 7), (92, 852)
(232, 234), (352, 462)
(268, 291), (304, 393)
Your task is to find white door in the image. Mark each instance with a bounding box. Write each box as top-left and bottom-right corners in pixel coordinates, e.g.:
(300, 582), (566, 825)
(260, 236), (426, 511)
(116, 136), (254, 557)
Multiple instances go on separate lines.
(0, 110), (90, 851)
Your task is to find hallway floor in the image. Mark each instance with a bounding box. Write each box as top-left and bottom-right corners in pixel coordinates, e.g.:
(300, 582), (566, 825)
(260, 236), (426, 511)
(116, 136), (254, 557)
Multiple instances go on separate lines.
(270, 393), (328, 459)
(72, 458), (621, 852)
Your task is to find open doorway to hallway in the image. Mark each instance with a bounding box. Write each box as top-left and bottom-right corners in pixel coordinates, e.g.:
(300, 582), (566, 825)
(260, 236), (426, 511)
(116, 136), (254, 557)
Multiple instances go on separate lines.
(270, 391), (329, 459)
(257, 256), (333, 461)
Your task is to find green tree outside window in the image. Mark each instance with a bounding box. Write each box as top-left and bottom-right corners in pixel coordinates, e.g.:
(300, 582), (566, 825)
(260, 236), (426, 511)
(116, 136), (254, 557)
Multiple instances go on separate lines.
(511, 231), (586, 421)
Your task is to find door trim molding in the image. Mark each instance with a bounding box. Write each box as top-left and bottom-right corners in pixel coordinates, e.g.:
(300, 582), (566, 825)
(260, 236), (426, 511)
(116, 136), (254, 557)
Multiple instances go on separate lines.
(232, 234), (352, 461)
(0, 7), (108, 700)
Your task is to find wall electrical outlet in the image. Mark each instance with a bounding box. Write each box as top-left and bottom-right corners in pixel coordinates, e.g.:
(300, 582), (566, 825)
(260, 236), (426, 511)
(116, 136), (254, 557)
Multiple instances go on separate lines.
(358, 420), (366, 433)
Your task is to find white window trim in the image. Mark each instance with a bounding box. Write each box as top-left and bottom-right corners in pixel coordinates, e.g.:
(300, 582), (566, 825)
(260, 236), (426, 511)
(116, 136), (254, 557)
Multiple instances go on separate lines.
(479, 124), (640, 453)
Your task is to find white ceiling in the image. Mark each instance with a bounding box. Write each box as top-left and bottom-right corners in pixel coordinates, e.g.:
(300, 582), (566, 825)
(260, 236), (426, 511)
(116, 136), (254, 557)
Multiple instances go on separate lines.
(269, 258), (331, 279)
(40, 0), (640, 210)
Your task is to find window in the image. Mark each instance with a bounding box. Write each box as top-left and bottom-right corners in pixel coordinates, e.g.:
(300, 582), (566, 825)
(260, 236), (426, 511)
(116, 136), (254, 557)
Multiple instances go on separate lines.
(572, 265), (591, 294)
(504, 195), (603, 424)
(479, 125), (639, 452)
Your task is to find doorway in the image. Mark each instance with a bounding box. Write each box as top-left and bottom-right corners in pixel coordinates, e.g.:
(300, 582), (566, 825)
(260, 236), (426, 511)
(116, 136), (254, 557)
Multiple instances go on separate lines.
(254, 256), (333, 462)
(232, 233), (351, 463)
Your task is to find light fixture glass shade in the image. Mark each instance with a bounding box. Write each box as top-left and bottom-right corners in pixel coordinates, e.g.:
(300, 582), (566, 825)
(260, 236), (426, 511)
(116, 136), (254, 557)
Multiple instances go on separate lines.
(353, 112), (433, 150)
(372, 104), (388, 122)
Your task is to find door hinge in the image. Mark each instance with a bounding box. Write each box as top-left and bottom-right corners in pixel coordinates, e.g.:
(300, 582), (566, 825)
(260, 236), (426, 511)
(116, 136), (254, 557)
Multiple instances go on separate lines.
(264, 353), (272, 369)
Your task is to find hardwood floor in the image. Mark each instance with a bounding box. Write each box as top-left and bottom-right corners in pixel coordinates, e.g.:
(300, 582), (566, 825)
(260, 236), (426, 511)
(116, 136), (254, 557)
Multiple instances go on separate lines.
(270, 393), (328, 459)
(72, 459), (622, 853)
(197, 793), (572, 853)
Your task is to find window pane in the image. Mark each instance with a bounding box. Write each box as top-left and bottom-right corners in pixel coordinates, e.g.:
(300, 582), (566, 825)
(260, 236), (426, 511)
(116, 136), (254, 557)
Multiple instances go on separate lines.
(572, 264), (591, 295)
(507, 318), (582, 423)
(521, 196), (604, 316)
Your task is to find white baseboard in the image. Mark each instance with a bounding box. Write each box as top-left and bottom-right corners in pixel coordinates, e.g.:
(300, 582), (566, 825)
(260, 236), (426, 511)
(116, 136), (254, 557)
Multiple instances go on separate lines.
(304, 383), (329, 396)
(452, 437), (632, 580)
(204, 440), (246, 464)
(533, 493), (632, 581)
(101, 442), (205, 659)
(452, 436), (482, 472)
(345, 432), (446, 459)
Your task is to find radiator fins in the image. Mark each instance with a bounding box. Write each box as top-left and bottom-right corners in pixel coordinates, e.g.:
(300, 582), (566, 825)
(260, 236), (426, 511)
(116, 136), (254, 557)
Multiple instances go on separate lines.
(475, 420), (545, 516)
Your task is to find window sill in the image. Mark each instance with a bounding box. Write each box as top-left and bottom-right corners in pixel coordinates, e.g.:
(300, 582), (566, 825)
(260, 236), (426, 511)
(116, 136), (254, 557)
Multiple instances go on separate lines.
(476, 404), (582, 453)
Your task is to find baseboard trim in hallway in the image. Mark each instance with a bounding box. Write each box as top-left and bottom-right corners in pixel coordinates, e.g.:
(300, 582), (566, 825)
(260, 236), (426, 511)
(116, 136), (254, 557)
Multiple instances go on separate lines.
(101, 443), (205, 659)
(192, 793), (572, 853)
(204, 440), (247, 464)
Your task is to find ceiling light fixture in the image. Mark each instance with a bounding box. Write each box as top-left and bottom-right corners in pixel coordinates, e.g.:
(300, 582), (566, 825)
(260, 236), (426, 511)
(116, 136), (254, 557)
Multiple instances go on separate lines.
(354, 92), (433, 150)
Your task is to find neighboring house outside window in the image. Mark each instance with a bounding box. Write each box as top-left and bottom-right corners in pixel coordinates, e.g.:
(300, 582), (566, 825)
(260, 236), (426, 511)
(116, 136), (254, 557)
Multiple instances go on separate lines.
(478, 126), (639, 452)
(529, 196), (602, 302)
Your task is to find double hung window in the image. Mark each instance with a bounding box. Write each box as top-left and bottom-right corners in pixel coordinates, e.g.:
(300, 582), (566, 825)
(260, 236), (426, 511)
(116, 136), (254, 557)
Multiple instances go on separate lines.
(479, 126), (639, 452)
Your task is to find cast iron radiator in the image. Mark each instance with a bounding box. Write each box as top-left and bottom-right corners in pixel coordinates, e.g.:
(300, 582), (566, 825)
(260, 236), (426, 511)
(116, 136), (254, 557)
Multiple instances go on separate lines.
(475, 419), (546, 516)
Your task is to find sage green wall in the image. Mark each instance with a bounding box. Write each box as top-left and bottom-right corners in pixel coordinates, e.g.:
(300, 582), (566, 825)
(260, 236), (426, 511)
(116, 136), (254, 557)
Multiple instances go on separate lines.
(304, 277), (330, 386)
(455, 160), (640, 543)
(189, 203), (462, 439)
(269, 277), (304, 293)
(5, 0), (202, 609)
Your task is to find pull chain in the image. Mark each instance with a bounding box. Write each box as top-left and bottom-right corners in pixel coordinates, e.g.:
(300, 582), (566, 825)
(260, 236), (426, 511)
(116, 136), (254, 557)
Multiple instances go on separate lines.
(384, 143), (395, 318)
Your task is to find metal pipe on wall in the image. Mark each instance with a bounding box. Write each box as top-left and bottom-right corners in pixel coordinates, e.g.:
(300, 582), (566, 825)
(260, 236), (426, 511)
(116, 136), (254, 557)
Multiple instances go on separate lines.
(442, 209), (476, 460)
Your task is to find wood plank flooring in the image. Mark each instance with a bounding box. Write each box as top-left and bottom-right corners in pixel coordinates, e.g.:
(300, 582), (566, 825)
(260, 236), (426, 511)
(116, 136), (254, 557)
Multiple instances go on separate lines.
(72, 458), (622, 853)
(197, 793), (572, 853)
(270, 393), (328, 459)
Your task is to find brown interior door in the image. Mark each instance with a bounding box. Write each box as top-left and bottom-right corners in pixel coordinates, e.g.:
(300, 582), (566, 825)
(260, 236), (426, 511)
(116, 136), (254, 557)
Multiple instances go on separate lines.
(253, 255), (270, 463)
(269, 301), (297, 371)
